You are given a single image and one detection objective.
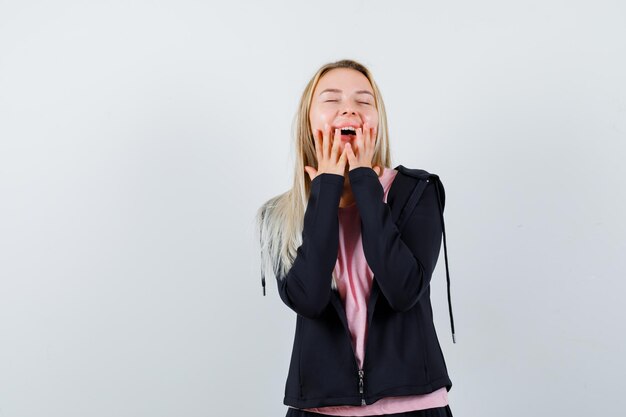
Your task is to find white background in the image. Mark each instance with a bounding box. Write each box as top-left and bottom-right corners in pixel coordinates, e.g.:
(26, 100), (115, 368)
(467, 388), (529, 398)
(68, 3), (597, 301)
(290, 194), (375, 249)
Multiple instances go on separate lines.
(1, 1), (625, 416)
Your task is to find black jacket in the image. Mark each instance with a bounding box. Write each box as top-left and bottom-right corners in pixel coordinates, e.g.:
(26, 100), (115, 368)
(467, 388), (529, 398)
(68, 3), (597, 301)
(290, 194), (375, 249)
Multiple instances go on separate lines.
(261, 165), (456, 409)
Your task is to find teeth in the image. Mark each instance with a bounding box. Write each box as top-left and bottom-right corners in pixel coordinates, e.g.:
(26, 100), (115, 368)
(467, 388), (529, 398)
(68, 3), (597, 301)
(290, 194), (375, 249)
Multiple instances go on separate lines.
(340, 126), (357, 132)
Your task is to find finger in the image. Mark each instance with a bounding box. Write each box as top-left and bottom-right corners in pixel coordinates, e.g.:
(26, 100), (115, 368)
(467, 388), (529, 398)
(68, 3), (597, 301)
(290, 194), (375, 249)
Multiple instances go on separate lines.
(370, 124), (377, 149)
(331, 127), (340, 161)
(363, 122), (370, 154)
(313, 129), (323, 164)
(322, 124), (330, 162)
(355, 126), (364, 160)
(332, 128), (341, 161)
(304, 166), (317, 181)
(366, 123), (376, 155)
(338, 143), (348, 168)
(364, 122), (375, 161)
(345, 142), (356, 167)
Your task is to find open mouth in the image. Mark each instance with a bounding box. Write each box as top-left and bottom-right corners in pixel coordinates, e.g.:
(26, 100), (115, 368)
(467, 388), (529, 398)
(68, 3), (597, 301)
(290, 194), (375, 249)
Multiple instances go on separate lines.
(337, 126), (358, 141)
(340, 127), (357, 136)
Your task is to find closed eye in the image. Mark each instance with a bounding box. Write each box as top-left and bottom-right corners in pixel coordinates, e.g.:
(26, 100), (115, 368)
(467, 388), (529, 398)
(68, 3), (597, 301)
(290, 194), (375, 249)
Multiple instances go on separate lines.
(325, 100), (371, 104)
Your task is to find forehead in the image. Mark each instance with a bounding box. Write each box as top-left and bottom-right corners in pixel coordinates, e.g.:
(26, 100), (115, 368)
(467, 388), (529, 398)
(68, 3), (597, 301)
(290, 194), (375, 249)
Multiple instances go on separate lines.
(313, 68), (373, 95)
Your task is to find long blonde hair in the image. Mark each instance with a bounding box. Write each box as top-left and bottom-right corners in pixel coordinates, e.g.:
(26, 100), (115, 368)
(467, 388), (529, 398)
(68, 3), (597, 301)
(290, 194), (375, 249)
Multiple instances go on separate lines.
(255, 59), (393, 295)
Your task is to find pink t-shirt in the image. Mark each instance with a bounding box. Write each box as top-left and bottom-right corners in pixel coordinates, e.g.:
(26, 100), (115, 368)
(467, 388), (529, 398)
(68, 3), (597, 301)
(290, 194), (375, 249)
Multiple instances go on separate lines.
(301, 167), (448, 416)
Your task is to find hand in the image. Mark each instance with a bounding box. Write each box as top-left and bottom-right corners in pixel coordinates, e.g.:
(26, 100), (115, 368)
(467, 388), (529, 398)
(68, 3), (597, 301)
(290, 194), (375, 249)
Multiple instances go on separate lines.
(305, 123), (349, 181)
(345, 122), (381, 176)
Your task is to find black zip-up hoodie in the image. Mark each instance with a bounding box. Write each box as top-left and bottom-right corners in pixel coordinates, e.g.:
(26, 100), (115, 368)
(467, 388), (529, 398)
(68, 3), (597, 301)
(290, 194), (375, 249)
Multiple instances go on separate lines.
(261, 164), (456, 409)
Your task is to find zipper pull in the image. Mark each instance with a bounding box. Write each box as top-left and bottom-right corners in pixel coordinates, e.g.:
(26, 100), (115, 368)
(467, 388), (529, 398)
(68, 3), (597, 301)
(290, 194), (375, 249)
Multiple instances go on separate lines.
(358, 369), (365, 405)
(358, 370), (364, 393)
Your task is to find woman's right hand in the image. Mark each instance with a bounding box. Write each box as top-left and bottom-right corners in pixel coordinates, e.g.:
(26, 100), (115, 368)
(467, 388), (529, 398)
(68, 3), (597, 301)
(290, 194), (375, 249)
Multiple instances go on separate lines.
(304, 123), (349, 181)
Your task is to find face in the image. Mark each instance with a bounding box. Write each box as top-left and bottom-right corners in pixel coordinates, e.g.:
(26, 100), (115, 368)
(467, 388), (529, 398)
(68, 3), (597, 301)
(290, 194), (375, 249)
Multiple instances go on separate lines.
(309, 68), (378, 146)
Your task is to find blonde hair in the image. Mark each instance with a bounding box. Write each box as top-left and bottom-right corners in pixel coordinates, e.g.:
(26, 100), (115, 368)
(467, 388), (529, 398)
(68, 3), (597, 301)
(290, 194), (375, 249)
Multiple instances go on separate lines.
(255, 59), (393, 295)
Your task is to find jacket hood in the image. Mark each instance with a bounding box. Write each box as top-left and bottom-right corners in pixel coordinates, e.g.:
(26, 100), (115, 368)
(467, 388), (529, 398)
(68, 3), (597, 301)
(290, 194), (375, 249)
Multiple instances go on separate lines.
(394, 165), (456, 344)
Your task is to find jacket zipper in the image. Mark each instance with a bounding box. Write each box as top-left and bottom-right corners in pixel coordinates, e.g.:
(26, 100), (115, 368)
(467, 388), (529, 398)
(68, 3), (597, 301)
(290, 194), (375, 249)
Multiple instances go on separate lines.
(356, 285), (378, 406)
(345, 315), (367, 406)
(335, 281), (378, 406)
(348, 320), (368, 406)
(335, 177), (421, 407)
(358, 369), (365, 406)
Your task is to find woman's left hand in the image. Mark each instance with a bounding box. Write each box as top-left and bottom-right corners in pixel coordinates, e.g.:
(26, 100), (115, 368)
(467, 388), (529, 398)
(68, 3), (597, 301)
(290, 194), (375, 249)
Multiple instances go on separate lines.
(345, 122), (381, 176)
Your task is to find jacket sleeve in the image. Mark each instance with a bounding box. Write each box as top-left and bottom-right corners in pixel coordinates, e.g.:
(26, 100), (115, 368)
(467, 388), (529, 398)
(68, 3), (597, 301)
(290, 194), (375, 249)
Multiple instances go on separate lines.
(276, 173), (344, 318)
(348, 167), (444, 312)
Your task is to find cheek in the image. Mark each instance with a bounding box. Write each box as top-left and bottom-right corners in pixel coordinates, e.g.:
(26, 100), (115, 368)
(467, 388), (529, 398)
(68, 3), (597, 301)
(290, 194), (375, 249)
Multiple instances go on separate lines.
(310, 109), (332, 132)
(363, 111), (379, 129)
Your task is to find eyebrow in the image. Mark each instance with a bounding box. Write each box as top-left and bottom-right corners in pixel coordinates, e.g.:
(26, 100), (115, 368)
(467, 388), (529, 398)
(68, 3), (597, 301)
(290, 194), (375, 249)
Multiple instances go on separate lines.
(319, 88), (374, 97)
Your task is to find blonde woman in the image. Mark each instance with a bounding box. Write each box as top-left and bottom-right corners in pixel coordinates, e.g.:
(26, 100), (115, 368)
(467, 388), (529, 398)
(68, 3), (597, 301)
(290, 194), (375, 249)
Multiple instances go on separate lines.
(256, 59), (456, 417)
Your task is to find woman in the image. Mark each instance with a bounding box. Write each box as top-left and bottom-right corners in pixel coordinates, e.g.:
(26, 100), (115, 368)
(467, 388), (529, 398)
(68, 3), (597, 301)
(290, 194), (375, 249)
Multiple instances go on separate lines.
(256, 59), (456, 417)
